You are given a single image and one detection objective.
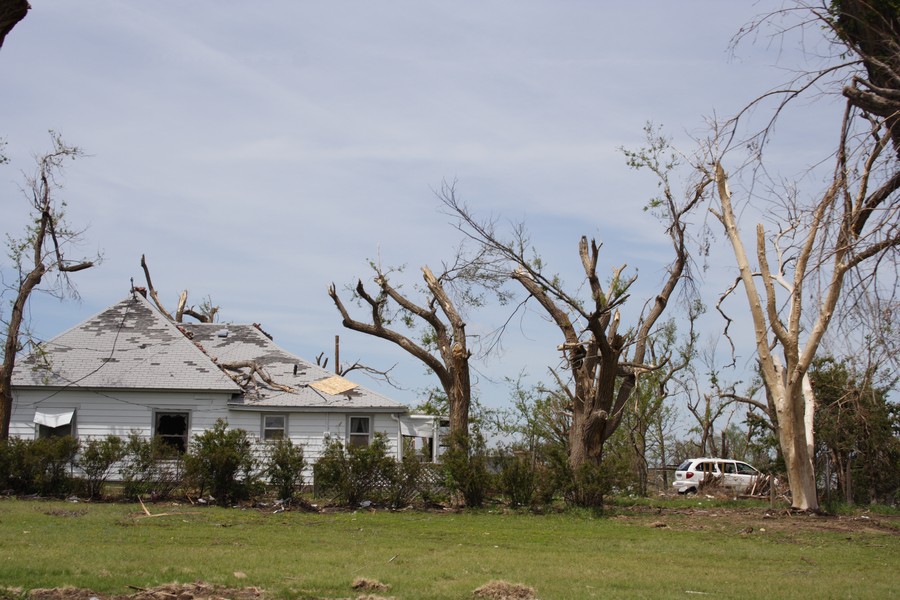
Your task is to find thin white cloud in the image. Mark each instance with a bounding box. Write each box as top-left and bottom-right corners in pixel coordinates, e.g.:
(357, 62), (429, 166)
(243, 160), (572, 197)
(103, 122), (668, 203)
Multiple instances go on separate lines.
(1, 0), (843, 408)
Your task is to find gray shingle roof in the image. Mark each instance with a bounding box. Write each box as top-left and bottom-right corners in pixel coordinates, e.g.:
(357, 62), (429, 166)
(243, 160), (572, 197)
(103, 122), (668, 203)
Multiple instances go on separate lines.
(12, 294), (240, 392)
(180, 323), (408, 411)
(13, 293), (408, 412)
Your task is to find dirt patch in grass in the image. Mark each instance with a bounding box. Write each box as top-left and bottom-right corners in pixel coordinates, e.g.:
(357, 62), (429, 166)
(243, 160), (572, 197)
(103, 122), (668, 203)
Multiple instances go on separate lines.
(612, 504), (900, 536)
(472, 580), (537, 600)
(351, 578), (390, 593)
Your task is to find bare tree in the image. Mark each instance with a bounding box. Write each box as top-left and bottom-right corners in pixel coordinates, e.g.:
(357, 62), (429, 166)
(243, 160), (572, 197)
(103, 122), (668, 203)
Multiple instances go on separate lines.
(1, 133), (98, 439)
(314, 335), (399, 385)
(702, 1), (900, 512)
(0, 0), (29, 50)
(441, 129), (708, 492)
(708, 111), (899, 509)
(328, 263), (474, 439)
(830, 0), (900, 156)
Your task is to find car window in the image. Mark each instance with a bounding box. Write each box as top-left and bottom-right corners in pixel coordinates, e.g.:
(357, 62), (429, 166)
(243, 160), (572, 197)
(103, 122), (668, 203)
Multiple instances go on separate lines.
(722, 462), (736, 474)
(677, 460), (692, 471)
(736, 462), (758, 475)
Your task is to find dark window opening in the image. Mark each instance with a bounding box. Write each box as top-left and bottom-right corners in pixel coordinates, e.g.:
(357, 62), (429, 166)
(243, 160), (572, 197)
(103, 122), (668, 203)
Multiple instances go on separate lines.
(38, 422), (73, 438)
(155, 412), (189, 453)
(402, 435), (435, 462)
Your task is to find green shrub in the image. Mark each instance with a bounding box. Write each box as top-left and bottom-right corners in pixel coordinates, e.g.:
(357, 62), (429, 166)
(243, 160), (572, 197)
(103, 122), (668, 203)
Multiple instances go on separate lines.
(566, 461), (614, 508)
(120, 433), (184, 500)
(314, 433), (393, 506)
(265, 437), (306, 503)
(0, 436), (79, 496)
(442, 429), (492, 508)
(77, 436), (127, 499)
(497, 451), (536, 508)
(183, 419), (260, 505)
(383, 452), (426, 508)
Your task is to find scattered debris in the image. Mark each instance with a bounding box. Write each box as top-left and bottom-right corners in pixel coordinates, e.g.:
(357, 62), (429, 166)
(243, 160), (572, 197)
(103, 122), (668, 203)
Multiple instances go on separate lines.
(351, 578), (390, 593)
(20, 583), (265, 600)
(43, 509), (87, 518)
(473, 580), (537, 600)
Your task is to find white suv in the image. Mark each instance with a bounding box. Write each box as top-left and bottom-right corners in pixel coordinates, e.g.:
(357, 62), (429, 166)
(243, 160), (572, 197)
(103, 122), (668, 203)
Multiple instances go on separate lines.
(672, 458), (761, 494)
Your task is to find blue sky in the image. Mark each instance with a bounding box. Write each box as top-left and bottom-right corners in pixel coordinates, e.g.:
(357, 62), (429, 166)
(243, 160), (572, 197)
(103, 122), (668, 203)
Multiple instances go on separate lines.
(1, 2), (843, 414)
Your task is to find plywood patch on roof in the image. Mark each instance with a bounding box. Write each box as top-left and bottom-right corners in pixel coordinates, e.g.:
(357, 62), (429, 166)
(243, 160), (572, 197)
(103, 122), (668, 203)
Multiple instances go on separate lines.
(310, 375), (358, 395)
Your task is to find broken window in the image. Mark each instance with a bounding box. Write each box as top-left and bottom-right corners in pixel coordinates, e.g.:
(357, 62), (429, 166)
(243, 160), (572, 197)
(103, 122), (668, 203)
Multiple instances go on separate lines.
(34, 409), (76, 438)
(348, 416), (370, 447)
(402, 435), (434, 462)
(154, 411), (190, 453)
(263, 414), (287, 441)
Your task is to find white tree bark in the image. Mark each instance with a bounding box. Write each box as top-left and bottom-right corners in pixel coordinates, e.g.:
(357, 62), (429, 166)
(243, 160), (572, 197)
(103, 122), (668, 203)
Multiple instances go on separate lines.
(712, 164), (820, 510)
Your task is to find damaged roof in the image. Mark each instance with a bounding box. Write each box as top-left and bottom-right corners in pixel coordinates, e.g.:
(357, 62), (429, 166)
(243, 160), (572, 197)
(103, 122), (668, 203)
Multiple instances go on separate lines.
(12, 293), (240, 392)
(180, 322), (408, 411)
(13, 293), (408, 412)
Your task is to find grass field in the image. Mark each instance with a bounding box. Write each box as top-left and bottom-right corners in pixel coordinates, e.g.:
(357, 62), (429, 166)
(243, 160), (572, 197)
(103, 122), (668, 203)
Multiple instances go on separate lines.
(0, 498), (897, 599)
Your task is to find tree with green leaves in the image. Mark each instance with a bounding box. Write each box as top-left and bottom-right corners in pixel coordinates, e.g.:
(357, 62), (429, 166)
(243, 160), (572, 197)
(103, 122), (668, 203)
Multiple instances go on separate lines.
(622, 318), (696, 495)
(811, 356), (899, 505)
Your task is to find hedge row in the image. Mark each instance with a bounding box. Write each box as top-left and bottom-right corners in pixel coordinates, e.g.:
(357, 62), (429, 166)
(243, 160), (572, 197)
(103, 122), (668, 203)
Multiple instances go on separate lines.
(0, 420), (605, 509)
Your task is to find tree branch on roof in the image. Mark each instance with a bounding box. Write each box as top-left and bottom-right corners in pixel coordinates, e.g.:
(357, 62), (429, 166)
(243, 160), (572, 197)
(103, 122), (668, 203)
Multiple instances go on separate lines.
(218, 360), (294, 393)
(139, 254), (219, 323)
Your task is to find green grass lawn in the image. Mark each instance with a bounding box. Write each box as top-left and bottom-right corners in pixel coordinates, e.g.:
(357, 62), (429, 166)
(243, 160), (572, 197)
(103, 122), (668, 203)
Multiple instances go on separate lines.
(0, 498), (897, 599)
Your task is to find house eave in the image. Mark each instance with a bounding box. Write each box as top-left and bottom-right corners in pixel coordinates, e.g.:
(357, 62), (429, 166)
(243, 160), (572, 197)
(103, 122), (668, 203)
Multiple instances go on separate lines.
(226, 404), (409, 414)
(11, 385), (238, 394)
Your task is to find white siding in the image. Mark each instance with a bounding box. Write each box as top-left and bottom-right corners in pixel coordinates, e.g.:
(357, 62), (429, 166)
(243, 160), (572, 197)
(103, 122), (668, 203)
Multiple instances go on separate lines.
(10, 389), (233, 440)
(229, 410), (404, 463)
(11, 389), (409, 484)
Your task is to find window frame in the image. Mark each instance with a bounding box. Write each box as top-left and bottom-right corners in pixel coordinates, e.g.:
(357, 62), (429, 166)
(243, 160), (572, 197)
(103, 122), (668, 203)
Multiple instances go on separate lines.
(262, 413), (288, 441)
(347, 415), (372, 448)
(152, 409), (191, 453)
(35, 409), (77, 439)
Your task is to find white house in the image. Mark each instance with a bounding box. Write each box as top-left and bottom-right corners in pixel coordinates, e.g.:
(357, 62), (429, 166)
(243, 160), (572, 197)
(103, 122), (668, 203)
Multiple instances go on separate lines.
(10, 290), (444, 467)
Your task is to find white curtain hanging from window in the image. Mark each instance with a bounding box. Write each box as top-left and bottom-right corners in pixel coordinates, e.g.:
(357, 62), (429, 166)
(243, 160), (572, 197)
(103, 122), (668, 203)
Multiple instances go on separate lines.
(33, 409), (75, 428)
